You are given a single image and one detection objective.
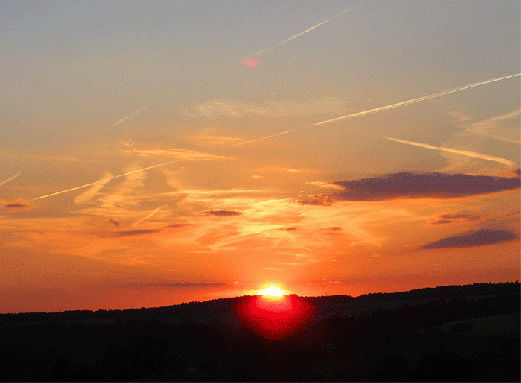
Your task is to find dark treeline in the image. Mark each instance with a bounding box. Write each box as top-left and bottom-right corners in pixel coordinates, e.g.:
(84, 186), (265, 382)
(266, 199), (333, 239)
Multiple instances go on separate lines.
(1, 281), (517, 323)
(0, 282), (519, 381)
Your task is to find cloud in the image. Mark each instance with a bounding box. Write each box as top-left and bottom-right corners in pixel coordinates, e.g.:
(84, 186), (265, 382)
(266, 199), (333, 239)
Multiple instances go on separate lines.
(163, 282), (228, 288)
(126, 148), (234, 161)
(188, 134), (247, 146)
(326, 226), (343, 231)
(166, 223), (191, 229)
(430, 213), (479, 225)
(4, 203), (26, 209)
(1, 199), (29, 212)
(34, 160), (178, 201)
(384, 136), (516, 168)
(282, 167), (320, 174)
(202, 210), (242, 217)
(234, 73), (521, 146)
(112, 229), (161, 237)
(421, 229), (517, 249)
(131, 206), (165, 227)
(305, 181), (345, 190)
(74, 172), (113, 204)
(298, 194), (336, 206)
(300, 172), (520, 203)
(450, 109), (521, 145)
(187, 98), (349, 119)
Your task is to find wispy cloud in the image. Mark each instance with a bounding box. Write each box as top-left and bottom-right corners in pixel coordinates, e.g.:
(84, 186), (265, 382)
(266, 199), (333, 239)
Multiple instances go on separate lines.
(110, 105), (147, 127)
(187, 98), (349, 119)
(384, 136), (516, 168)
(112, 229), (161, 238)
(430, 213), (480, 225)
(33, 160), (179, 201)
(201, 210), (242, 217)
(162, 282), (229, 288)
(235, 73), (521, 146)
(128, 148), (234, 161)
(450, 109), (521, 145)
(74, 172), (113, 205)
(131, 205), (165, 227)
(189, 134), (247, 146)
(305, 181), (345, 190)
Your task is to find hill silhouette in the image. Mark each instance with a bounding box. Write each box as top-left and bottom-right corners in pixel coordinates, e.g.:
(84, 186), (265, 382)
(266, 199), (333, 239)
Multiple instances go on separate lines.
(0, 282), (519, 381)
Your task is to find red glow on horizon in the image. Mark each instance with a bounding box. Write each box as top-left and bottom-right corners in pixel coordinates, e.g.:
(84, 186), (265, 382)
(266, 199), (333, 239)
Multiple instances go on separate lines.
(236, 294), (315, 340)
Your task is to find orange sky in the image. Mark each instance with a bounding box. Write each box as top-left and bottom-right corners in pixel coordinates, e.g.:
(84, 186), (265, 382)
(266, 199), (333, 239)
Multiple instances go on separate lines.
(0, 0), (519, 313)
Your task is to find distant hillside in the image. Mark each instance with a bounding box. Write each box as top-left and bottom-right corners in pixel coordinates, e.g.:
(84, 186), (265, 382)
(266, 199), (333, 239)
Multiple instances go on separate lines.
(0, 281), (518, 381)
(1, 281), (518, 324)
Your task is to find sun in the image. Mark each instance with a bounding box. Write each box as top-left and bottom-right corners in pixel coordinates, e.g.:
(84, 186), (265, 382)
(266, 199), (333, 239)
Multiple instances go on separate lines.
(258, 286), (286, 297)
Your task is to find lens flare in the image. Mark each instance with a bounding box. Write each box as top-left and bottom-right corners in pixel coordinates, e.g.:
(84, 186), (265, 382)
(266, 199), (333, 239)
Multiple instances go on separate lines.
(235, 293), (315, 340)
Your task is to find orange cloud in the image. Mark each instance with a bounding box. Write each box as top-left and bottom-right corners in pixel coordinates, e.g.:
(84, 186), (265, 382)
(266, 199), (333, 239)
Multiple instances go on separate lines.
(129, 148), (234, 161)
(188, 98), (348, 119)
(189, 134), (247, 146)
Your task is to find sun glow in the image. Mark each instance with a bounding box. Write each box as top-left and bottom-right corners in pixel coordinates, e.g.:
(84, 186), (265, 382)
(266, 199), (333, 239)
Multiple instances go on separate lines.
(236, 291), (315, 340)
(258, 286), (286, 297)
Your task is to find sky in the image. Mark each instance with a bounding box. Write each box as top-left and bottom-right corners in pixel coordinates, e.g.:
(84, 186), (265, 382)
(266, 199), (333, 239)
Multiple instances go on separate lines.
(0, 0), (519, 313)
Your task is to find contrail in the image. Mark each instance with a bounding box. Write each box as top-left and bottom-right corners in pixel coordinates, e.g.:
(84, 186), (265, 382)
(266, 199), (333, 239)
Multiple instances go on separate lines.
(131, 205), (165, 227)
(111, 105), (147, 127)
(74, 172), (113, 204)
(384, 136), (516, 168)
(0, 171), (21, 187)
(234, 73), (521, 146)
(207, 5), (360, 78)
(33, 160), (178, 201)
(250, 5), (359, 57)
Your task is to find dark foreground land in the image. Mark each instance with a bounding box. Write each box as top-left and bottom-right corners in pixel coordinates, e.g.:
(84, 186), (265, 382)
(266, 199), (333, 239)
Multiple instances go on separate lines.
(0, 282), (519, 381)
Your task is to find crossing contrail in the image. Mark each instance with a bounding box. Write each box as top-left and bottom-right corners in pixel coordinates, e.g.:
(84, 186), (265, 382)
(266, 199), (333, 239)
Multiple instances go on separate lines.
(31, 74), (520, 201)
(131, 205), (165, 227)
(111, 105), (147, 127)
(0, 171), (21, 187)
(384, 136), (516, 168)
(250, 5), (359, 57)
(33, 160), (178, 201)
(234, 73), (521, 146)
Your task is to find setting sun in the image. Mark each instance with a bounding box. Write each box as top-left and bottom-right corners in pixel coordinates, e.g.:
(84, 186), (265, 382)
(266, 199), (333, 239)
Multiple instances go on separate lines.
(258, 286), (286, 297)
